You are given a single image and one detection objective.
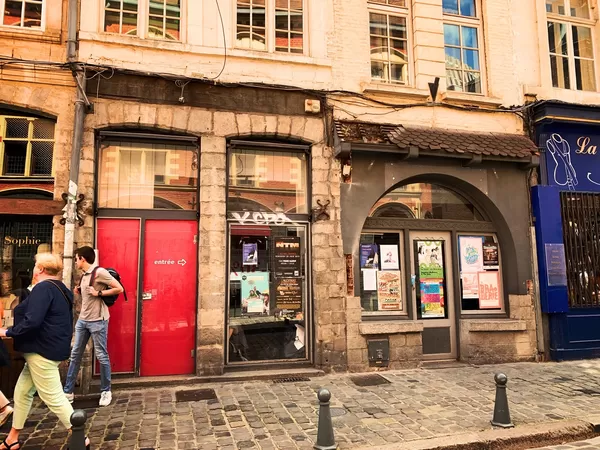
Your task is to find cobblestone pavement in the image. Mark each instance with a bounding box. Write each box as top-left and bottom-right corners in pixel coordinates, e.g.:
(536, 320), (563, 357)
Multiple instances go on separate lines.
(5, 359), (600, 449)
(531, 436), (600, 449)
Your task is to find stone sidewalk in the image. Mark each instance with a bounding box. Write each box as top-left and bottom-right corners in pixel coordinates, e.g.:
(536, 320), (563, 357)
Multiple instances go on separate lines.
(533, 437), (600, 450)
(5, 359), (600, 449)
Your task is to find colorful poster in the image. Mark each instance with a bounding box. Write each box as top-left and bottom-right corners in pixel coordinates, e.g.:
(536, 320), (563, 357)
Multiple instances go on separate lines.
(420, 281), (445, 318)
(459, 236), (484, 273)
(241, 272), (270, 315)
(461, 273), (479, 299)
(362, 269), (378, 291)
(380, 244), (400, 270)
(360, 244), (379, 269)
(274, 237), (301, 277)
(416, 241), (444, 279)
(377, 271), (402, 310)
(483, 243), (499, 269)
(274, 277), (303, 312)
(242, 243), (258, 266)
(478, 271), (501, 309)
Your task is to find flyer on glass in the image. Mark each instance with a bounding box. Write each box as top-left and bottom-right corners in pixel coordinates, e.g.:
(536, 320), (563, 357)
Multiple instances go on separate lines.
(478, 271), (501, 309)
(461, 273), (479, 299)
(416, 241), (444, 279)
(380, 244), (400, 270)
(362, 268), (378, 291)
(459, 236), (484, 273)
(241, 272), (270, 314)
(360, 244), (379, 269)
(274, 237), (301, 277)
(420, 281), (445, 318)
(483, 243), (499, 269)
(377, 270), (402, 311)
(242, 243), (258, 266)
(274, 277), (303, 312)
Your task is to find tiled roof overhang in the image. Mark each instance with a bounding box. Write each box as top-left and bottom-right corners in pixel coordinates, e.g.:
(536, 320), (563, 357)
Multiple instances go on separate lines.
(334, 120), (540, 168)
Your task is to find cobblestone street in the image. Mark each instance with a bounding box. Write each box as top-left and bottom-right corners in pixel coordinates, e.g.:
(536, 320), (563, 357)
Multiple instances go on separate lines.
(5, 359), (600, 450)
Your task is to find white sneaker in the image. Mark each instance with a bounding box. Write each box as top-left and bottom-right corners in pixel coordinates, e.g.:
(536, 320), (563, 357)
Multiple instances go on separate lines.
(99, 391), (112, 407)
(0, 405), (13, 426)
(65, 392), (74, 403)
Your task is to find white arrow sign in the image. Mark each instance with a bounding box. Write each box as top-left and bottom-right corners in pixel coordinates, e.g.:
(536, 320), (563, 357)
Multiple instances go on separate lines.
(178, 259), (187, 267)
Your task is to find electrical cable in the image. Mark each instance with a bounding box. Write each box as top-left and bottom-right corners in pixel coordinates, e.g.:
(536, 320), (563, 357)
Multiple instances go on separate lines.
(207, 0), (227, 80)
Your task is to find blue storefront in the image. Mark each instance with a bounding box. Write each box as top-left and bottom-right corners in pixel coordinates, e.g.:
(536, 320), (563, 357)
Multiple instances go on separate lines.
(532, 100), (600, 360)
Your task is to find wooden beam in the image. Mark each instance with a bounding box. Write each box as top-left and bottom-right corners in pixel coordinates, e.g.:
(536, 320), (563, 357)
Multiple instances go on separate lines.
(0, 198), (63, 216)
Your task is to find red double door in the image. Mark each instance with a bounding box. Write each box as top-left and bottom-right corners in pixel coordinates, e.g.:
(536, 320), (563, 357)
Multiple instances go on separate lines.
(96, 218), (197, 376)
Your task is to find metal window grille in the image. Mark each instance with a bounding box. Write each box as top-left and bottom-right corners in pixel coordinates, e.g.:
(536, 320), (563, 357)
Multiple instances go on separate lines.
(0, 116), (55, 177)
(560, 192), (600, 308)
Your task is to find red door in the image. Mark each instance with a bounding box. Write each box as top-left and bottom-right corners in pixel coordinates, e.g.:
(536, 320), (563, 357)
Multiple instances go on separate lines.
(96, 219), (140, 373)
(140, 220), (197, 376)
(96, 218), (197, 376)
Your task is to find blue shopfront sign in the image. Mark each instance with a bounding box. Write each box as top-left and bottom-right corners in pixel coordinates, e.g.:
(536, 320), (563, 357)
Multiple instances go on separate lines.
(540, 123), (600, 192)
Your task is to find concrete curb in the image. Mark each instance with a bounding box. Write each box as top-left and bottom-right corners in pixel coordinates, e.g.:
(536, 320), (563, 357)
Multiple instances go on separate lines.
(354, 419), (597, 450)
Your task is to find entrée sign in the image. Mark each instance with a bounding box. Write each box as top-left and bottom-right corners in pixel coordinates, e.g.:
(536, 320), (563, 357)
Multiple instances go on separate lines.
(231, 212), (292, 225)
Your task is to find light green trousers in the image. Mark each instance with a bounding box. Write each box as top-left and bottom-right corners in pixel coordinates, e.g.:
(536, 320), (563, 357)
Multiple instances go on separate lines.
(13, 353), (74, 430)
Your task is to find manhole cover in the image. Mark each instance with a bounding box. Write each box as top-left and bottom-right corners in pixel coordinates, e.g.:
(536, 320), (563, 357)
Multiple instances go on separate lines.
(329, 407), (347, 417)
(273, 377), (311, 383)
(350, 374), (391, 387)
(175, 388), (217, 402)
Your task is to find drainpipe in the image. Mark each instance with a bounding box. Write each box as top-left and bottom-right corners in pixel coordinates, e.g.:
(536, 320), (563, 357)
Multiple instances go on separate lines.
(62, 0), (88, 288)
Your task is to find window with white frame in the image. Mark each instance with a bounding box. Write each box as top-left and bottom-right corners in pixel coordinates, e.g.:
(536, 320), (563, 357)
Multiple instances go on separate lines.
(103, 0), (181, 41)
(236, 0), (304, 54)
(443, 0), (482, 94)
(546, 0), (596, 91)
(368, 0), (409, 85)
(1, 0), (43, 28)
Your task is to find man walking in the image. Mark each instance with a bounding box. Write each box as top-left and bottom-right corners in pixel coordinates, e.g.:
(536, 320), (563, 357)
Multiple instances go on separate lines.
(63, 246), (123, 407)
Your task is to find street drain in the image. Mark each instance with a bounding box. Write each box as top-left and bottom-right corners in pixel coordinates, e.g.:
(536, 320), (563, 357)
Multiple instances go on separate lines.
(330, 407), (347, 417)
(175, 388), (217, 402)
(273, 376), (311, 383)
(351, 374), (391, 387)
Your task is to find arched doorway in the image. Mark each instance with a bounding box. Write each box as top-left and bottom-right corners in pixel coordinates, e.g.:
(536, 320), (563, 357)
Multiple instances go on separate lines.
(359, 182), (504, 360)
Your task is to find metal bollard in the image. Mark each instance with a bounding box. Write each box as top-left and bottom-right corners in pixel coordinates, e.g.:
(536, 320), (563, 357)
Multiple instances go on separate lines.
(314, 388), (337, 450)
(69, 409), (88, 450)
(491, 373), (514, 428)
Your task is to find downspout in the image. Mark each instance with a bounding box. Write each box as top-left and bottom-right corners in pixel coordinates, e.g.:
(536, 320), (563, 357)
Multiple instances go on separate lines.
(62, 0), (88, 288)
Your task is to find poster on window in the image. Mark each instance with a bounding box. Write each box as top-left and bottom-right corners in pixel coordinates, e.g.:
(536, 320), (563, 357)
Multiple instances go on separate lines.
(360, 244), (379, 269)
(377, 271), (402, 311)
(478, 271), (501, 309)
(459, 236), (484, 273)
(241, 272), (270, 315)
(274, 277), (303, 312)
(461, 273), (479, 299)
(416, 241), (444, 279)
(274, 237), (301, 277)
(242, 243), (258, 266)
(362, 269), (378, 291)
(483, 243), (499, 270)
(380, 244), (400, 270)
(420, 281), (445, 318)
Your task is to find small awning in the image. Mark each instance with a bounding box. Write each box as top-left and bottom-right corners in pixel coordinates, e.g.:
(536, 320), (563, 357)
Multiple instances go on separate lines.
(334, 120), (540, 168)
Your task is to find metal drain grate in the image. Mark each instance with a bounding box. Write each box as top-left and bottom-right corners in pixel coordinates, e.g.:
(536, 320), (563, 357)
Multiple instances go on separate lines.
(175, 388), (218, 402)
(273, 376), (311, 383)
(350, 374), (391, 387)
(329, 407), (347, 417)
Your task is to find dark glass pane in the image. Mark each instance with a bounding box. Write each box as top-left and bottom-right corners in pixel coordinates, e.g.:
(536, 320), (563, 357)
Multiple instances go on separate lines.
(104, 9), (121, 33)
(237, 9), (251, 26)
(369, 13), (387, 36)
(275, 30), (289, 51)
(390, 63), (406, 83)
(165, 18), (180, 39)
(463, 49), (480, 70)
(574, 58), (596, 91)
(371, 60), (386, 81)
(547, 22), (568, 55)
(4, 1), (23, 26)
(275, 12), (288, 30)
(464, 71), (481, 93)
(289, 10), (302, 32)
(370, 35), (388, 58)
(30, 141), (53, 175)
(289, 32), (303, 52)
(253, 7), (266, 27)
(459, 0), (475, 16)
(32, 120), (54, 139)
(573, 26), (594, 58)
(23, 2), (42, 27)
(389, 15), (406, 39)
(462, 26), (478, 48)
(6, 118), (29, 138)
(123, 0), (138, 12)
(122, 13), (137, 34)
(3, 141), (27, 175)
(550, 55), (570, 88)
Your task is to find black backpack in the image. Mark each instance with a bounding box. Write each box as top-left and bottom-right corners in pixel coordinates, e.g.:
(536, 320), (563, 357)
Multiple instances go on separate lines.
(89, 267), (128, 307)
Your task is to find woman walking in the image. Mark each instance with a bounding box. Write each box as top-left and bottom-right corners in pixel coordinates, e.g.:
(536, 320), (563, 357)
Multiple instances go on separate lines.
(0, 253), (89, 449)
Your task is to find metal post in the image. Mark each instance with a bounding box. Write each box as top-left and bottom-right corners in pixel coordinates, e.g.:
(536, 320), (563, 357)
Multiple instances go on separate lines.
(314, 388), (337, 450)
(491, 373), (514, 428)
(69, 409), (87, 450)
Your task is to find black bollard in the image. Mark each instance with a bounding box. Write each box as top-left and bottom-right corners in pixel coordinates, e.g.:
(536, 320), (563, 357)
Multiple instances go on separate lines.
(491, 373), (514, 428)
(69, 409), (88, 450)
(314, 388), (337, 450)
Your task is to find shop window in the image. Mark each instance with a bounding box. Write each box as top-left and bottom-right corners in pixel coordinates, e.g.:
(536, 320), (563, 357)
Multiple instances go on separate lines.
(458, 234), (503, 312)
(236, 0), (305, 54)
(368, 1), (409, 85)
(97, 139), (198, 210)
(227, 148), (308, 214)
(103, 0), (181, 40)
(369, 183), (485, 221)
(546, 0), (596, 91)
(0, 115), (55, 177)
(359, 232), (406, 316)
(1, 0), (43, 28)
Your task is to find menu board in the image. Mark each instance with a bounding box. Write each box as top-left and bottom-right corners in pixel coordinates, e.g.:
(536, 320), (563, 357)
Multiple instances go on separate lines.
(274, 237), (301, 278)
(274, 277), (303, 312)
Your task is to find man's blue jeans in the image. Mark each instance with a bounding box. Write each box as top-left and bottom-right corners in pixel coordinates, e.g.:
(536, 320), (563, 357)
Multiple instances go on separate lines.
(63, 319), (111, 393)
